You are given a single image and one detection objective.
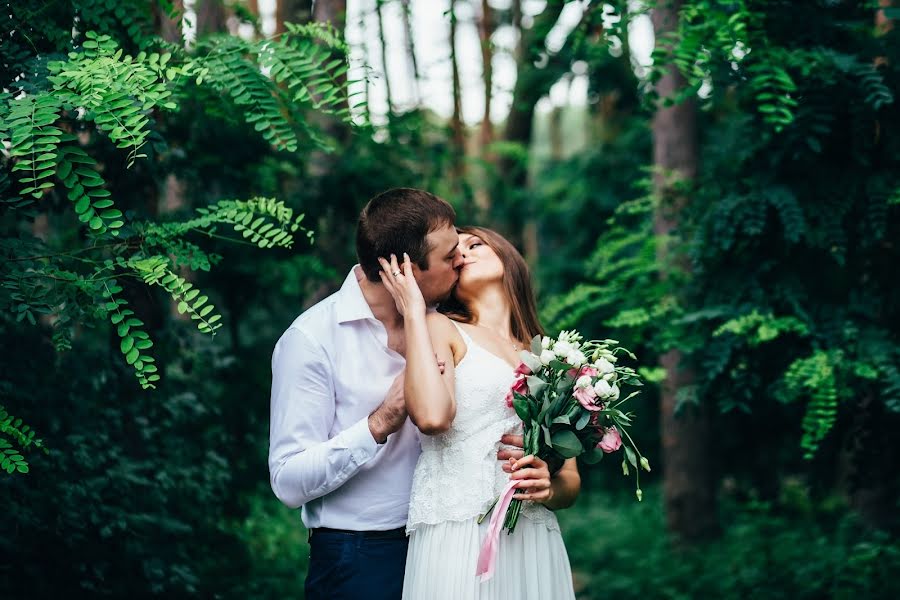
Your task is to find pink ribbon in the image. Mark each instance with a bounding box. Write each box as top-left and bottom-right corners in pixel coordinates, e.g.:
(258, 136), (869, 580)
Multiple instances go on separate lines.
(475, 479), (519, 582)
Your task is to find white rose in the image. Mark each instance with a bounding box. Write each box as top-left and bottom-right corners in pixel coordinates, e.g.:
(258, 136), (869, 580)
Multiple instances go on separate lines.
(540, 349), (555, 365)
(541, 336), (551, 349)
(609, 384), (620, 401)
(594, 379), (612, 397)
(595, 358), (615, 375)
(554, 340), (574, 358)
(575, 375), (592, 389)
(567, 351), (586, 368)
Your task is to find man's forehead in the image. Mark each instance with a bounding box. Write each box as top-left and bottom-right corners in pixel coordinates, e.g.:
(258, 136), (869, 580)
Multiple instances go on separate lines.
(428, 224), (458, 250)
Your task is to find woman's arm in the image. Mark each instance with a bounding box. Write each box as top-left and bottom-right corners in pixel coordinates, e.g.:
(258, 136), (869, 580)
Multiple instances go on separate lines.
(508, 456), (581, 510)
(377, 253), (458, 435)
(403, 312), (457, 434)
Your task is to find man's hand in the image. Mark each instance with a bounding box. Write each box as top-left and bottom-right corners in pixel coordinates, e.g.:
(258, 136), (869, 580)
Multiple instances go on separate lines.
(498, 433), (564, 475)
(498, 434), (525, 472)
(368, 371), (407, 444)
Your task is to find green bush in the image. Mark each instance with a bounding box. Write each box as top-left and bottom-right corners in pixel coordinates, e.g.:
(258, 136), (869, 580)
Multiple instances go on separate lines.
(559, 485), (900, 600)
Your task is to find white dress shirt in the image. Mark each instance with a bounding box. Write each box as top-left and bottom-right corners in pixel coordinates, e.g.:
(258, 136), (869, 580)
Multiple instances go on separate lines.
(268, 266), (420, 531)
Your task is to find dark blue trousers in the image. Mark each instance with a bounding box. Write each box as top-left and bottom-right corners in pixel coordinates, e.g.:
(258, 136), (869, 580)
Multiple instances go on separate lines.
(305, 530), (409, 600)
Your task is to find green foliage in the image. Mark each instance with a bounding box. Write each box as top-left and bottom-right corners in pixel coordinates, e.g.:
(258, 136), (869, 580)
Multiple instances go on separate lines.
(195, 25), (358, 153)
(0, 0), (357, 469)
(6, 93), (63, 198)
(714, 310), (809, 345)
(552, 0), (900, 466)
(56, 140), (124, 235)
(0, 405), (47, 474)
(778, 351), (839, 459)
(101, 279), (159, 388)
(560, 486), (900, 600)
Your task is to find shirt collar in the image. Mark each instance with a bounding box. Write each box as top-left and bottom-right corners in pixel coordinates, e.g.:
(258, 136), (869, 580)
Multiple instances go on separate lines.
(335, 266), (377, 324)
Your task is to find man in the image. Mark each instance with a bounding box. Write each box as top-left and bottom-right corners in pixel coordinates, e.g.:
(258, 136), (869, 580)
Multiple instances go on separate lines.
(268, 188), (464, 599)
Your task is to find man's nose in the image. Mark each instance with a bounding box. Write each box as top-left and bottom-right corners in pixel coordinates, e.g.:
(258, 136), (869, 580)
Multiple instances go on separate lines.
(453, 250), (465, 269)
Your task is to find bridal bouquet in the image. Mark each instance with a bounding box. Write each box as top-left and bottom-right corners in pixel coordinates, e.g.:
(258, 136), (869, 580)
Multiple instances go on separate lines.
(484, 330), (649, 532)
(475, 330), (648, 580)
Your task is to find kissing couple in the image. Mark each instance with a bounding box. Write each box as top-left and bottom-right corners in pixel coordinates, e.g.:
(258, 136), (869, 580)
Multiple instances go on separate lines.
(269, 188), (579, 599)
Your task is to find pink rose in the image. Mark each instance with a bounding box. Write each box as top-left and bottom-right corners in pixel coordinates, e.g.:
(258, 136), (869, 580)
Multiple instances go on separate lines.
(512, 375), (529, 395)
(514, 362), (532, 376)
(506, 375), (529, 407)
(597, 426), (622, 453)
(574, 384), (601, 411)
(568, 365), (599, 379)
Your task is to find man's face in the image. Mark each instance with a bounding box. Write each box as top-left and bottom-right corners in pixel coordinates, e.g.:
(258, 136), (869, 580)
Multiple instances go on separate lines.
(411, 224), (464, 305)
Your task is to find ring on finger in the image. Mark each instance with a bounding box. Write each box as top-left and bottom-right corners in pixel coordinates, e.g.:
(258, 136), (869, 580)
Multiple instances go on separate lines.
(391, 270), (401, 278)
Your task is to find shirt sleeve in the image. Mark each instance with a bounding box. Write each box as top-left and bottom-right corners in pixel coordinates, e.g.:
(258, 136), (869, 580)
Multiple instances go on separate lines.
(268, 327), (382, 509)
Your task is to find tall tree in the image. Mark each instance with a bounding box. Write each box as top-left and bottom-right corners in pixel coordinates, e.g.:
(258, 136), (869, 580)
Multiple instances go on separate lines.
(313, 0), (346, 29)
(651, 0), (717, 543)
(401, 0), (421, 104)
(449, 0), (466, 183)
(474, 0), (496, 212)
(156, 0), (185, 43)
(196, 0), (228, 35)
(502, 0), (566, 167)
(376, 0), (394, 116)
(494, 0), (592, 253)
(276, 0), (313, 34)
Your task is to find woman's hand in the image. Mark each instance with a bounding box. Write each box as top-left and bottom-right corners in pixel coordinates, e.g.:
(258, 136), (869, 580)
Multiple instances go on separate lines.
(509, 454), (554, 504)
(378, 253), (427, 318)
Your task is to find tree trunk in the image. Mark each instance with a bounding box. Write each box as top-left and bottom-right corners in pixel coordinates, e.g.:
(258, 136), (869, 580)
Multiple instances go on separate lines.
(449, 0), (466, 182)
(276, 0), (313, 35)
(156, 0), (184, 44)
(876, 0), (893, 35)
(474, 0), (496, 213)
(401, 0), (421, 105)
(652, 0), (718, 543)
(838, 390), (898, 530)
(313, 0), (346, 29)
(478, 0), (494, 150)
(196, 0), (228, 36)
(376, 0), (394, 116)
(497, 0), (567, 254)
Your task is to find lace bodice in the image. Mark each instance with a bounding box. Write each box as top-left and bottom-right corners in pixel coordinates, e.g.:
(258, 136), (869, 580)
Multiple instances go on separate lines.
(406, 322), (559, 533)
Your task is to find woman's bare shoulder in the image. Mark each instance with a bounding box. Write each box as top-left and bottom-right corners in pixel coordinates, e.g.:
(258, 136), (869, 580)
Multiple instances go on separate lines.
(425, 312), (465, 350)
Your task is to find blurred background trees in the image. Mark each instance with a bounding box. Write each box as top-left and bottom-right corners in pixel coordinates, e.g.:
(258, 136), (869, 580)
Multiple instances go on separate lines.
(2, 0), (899, 598)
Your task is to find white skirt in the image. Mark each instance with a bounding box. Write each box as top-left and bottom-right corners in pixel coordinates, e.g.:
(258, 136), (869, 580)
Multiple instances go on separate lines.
(401, 516), (576, 600)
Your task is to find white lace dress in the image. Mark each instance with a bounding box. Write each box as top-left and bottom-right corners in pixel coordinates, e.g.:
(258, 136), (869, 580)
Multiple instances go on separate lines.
(401, 323), (575, 599)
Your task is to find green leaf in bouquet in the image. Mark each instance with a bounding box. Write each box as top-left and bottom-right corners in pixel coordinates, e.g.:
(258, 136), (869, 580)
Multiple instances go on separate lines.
(552, 415), (570, 425)
(527, 421), (541, 451)
(550, 430), (582, 458)
(530, 335), (543, 355)
(541, 425), (552, 446)
(556, 376), (574, 394)
(537, 393), (558, 425)
(612, 409), (633, 423)
(549, 359), (574, 372)
(519, 350), (542, 373)
(526, 375), (548, 397)
(512, 394), (534, 422)
(624, 445), (638, 468)
(620, 390), (641, 404)
(582, 445), (605, 465)
(575, 410), (592, 430)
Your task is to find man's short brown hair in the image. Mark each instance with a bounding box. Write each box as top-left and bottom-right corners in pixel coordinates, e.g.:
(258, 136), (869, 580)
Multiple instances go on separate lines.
(356, 188), (456, 282)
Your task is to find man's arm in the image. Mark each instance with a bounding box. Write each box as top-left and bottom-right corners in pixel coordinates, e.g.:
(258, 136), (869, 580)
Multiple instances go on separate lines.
(268, 327), (400, 508)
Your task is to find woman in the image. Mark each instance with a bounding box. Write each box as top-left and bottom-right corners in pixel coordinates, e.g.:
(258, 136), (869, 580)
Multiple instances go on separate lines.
(377, 226), (579, 599)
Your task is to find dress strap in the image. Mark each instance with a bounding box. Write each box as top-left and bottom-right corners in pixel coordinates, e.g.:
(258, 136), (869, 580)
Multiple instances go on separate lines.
(449, 319), (473, 347)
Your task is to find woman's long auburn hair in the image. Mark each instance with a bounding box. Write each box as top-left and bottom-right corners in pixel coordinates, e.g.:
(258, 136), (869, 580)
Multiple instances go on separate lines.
(439, 226), (545, 344)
